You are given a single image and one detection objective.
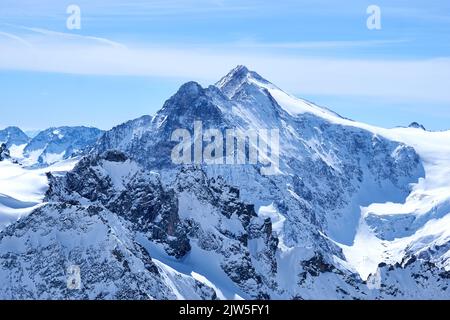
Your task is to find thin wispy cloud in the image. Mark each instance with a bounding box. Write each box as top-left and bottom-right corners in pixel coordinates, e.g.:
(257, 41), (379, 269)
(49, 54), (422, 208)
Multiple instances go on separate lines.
(0, 31), (33, 48)
(384, 6), (450, 24)
(232, 39), (411, 49)
(0, 29), (449, 104)
(1, 1), (449, 131)
(5, 25), (127, 48)
(0, 0), (257, 18)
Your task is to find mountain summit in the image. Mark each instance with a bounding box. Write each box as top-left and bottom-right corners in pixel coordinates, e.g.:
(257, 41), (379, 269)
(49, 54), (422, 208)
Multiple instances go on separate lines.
(216, 65), (270, 98)
(0, 66), (449, 300)
(216, 65), (341, 121)
(0, 126), (30, 148)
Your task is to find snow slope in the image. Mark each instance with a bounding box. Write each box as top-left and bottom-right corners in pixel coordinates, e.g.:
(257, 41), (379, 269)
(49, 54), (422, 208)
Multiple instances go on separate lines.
(0, 66), (449, 300)
(340, 128), (450, 279)
(254, 71), (450, 280)
(0, 158), (78, 230)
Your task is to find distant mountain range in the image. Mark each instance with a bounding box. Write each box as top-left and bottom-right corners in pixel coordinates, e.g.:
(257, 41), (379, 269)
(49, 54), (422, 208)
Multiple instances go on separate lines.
(0, 127), (30, 147)
(0, 66), (449, 299)
(0, 126), (103, 167)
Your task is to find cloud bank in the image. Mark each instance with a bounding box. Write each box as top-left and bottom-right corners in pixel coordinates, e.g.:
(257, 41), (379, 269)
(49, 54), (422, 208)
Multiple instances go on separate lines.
(1, 28), (450, 104)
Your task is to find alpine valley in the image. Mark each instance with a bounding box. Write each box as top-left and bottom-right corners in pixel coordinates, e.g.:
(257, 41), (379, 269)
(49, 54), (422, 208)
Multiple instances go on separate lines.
(1, 66), (449, 300)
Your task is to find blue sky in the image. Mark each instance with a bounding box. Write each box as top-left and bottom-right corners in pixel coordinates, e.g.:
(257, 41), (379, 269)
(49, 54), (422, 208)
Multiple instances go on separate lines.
(1, 0), (450, 131)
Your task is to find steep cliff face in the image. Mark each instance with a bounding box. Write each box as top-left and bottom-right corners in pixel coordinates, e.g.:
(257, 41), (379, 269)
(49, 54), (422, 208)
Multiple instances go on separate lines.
(0, 151), (279, 299)
(0, 144), (10, 161)
(0, 66), (449, 299)
(0, 202), (216, 300)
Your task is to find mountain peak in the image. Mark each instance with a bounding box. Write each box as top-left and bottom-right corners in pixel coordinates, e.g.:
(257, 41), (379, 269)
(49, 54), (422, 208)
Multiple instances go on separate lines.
(3, 126), (23, 131)
(216, 65), (270, 98)
(0, 126), (28, 136)
(408, 122), (426, 130)
(176, 81), (204, 97)
(162, 81), (205, 107)
(0, 126), (30, 147)
(156, 80), (223, 127)
(221, 65), (250, 80)
(228, 65), (252, 78)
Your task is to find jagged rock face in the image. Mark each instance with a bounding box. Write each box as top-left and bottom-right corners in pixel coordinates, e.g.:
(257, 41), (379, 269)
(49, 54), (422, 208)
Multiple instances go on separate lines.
(0, 127), (29, 148)
(42, 152), (280, 298)
(47, 151), (190, 259)
(95, 82), (233, 170)
(86, 67), (449, 299)
(93, 67), (424, 248)
(23, 126), (104, 166)
(95, 116), (152, 153)
(174, 167), (280, 298)
(0, 144), (10, 161)
(0, 203), (216, 300)
(1, 66), (448, 300)
(375, 255), (450, 299)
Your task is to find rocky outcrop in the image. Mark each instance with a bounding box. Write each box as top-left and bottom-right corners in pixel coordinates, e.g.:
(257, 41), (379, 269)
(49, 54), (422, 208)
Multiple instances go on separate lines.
(0, 143), (10, 161)
(0, 66), (448, 300)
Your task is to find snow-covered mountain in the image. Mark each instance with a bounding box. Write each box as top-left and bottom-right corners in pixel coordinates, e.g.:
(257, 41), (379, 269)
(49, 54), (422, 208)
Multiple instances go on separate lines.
(0, 153), (77, 233)
(22, 126), (104, 167)
(0, 66), (449, 299)
(0, 125), (103, 233)
(0, 127), (30, 147)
